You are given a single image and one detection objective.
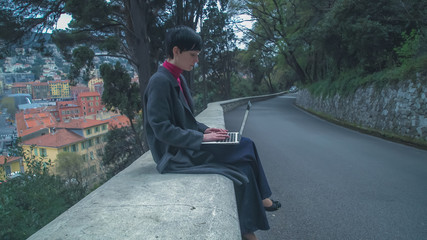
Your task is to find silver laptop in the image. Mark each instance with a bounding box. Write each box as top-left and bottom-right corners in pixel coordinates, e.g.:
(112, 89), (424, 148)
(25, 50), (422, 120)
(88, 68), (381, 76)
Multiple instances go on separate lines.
(202, 101), (252, 144)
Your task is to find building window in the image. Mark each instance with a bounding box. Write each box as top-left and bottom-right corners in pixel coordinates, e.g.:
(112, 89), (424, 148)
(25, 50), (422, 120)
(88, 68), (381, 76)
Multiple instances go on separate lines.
(63, 146), (69, 152)
(102, 125), (107, 131)
(90, 151), (94, 160)
(88, 139), (93, 147)
(86, 129), (92, 135)
(40, 148), (47, 157)
(71, 144), (78, 152)
(95, 136), (100, 144)
(95, 127), (99, 133)
(81, 142), (86, 149)
(34, 148), (38, 156)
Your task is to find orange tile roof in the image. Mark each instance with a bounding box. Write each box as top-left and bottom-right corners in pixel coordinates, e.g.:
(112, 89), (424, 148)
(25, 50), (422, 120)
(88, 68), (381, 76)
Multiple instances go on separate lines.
(54, 118), (105, 129)
(0, 156), (22, 165)
(15, 109), (57, 137)
(104, 115), (131, 129)
(22, 129), (84, 148)
(78, 92), (100, 97)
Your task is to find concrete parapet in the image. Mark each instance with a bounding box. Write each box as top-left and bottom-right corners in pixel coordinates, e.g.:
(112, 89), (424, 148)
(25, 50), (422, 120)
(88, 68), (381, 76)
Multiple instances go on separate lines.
(28, 92), (284, 240)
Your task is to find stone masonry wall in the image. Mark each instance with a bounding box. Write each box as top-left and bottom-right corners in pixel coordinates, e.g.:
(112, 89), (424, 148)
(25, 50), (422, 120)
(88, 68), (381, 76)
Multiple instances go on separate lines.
(296, 79), (427, 141)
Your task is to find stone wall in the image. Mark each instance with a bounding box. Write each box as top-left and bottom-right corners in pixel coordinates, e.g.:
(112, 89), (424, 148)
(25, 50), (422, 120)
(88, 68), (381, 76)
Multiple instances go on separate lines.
(296, 80), (427, 141)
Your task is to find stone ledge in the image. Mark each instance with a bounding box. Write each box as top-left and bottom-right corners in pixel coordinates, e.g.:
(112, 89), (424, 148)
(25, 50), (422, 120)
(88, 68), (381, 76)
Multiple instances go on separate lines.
(28, 92), (284, 240)
(28, 153), (239, 240)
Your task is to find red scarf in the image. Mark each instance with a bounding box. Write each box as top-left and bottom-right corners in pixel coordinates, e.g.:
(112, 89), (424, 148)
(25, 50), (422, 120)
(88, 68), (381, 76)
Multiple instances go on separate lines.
(163, 60), (189, 104)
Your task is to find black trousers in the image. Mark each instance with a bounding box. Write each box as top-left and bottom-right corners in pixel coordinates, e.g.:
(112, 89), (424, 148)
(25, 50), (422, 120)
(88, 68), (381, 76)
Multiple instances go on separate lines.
(201, 137), (271, 234)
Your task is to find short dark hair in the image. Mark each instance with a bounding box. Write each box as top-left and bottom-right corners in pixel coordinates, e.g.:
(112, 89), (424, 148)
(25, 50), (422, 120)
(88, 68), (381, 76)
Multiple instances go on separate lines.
(165, 26), (202, 59)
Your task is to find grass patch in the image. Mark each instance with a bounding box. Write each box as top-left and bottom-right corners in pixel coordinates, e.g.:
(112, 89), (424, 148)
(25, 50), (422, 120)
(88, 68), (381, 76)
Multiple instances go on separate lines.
(307, 55), (427, 97)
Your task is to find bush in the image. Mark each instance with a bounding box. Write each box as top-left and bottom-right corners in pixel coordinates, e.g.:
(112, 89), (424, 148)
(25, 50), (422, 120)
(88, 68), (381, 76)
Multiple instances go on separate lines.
(0, 147), (86, 239)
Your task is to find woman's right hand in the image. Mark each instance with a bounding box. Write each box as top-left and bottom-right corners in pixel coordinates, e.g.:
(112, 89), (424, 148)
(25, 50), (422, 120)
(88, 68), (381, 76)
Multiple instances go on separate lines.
(203, 131), (229, 142)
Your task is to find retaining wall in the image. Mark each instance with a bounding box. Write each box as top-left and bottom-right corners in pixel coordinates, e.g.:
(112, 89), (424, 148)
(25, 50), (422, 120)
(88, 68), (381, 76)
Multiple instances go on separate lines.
(296, 80), (427, 141)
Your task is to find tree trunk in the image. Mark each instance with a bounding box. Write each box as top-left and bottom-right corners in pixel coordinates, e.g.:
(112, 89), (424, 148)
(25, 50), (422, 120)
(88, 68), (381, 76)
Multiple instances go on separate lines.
(126, 0), (152, 151)
(283, 50), (308, 84)
(127, 0), (152, 98)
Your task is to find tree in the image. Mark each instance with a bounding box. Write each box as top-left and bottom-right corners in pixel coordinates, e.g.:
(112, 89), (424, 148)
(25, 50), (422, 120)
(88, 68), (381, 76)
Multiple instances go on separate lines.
(55, 151), (84, 184)
(100, 62), (145, 152)
(238, 38), (279, 93)
(239, 0), (313, 84)
(198, 0), (237, 101)
(102, 125), (144, 177)
(0, 144), (86, 239)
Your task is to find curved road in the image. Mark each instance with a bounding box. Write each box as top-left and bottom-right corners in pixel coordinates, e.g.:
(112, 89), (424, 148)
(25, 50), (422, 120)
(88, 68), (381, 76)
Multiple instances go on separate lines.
(224, 95), (427, 240)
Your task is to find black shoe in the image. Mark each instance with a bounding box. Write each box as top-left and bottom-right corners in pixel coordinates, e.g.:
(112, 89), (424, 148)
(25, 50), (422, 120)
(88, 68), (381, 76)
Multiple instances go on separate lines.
(264, 199), (281, 212)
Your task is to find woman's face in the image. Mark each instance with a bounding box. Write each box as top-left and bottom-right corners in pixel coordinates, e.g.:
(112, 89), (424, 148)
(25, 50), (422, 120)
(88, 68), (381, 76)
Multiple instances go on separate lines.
(171, 47), (200, 71)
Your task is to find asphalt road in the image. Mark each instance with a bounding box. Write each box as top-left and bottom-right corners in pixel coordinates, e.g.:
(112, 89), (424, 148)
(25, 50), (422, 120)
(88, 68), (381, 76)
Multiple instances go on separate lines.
(224, 95), (427, 240)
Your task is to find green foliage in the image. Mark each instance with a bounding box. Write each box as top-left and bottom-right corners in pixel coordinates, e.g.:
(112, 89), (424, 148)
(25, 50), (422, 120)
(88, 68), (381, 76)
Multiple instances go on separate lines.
(68, 46), (95, 83)
(0, 147), (86, 240)
(100, 62), (142, 122)
(308, 54), (427, 97)
(102, 125), (144, 178)
(230, 74), (255, 98)
(55, 152), (84, 184)
(394, 30), (422, 62)
(100, 61), (145, 152)
(243, 0), (427, 89)
(196, 0), (237, 101)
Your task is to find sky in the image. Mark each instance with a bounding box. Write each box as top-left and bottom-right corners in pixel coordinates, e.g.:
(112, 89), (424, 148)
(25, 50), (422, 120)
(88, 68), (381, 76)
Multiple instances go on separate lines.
(56, 14), (72, 29)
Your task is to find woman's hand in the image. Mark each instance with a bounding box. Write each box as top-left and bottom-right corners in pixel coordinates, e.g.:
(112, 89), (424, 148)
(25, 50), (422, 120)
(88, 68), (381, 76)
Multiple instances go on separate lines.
(203, 128), (229, 142)
(204, 128), (228, 134)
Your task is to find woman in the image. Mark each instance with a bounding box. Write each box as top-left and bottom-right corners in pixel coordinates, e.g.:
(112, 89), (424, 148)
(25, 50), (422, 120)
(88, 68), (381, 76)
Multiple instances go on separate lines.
(143, 26), (280, 240)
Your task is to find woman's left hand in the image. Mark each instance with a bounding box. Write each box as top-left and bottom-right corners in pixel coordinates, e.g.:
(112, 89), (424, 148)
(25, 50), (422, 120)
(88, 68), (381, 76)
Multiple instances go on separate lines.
(205, 128), (228, 134)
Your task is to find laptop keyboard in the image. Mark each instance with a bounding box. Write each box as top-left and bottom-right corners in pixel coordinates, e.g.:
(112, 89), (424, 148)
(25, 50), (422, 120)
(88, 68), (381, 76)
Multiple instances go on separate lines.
(217, 132), (239, 143)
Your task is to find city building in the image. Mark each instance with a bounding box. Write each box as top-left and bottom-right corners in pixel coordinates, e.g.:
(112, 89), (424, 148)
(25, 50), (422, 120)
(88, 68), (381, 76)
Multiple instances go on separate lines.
(15, 108), (57, 141)
(88, 78), (103, 92)
(56, 101), (81, 121)
(32, 81), (50, 100)
(0, 156), (24, 181)
(77, 92), (104, 116)
(21, 119), (109, 184)
(70, 84), (90, 100)
(11, 82), (31, 94)
(49, 80), (71, 100)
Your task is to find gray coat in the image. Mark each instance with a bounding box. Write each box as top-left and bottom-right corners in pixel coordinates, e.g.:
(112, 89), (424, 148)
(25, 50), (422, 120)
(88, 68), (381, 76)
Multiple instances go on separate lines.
(143, 66), (247, 184)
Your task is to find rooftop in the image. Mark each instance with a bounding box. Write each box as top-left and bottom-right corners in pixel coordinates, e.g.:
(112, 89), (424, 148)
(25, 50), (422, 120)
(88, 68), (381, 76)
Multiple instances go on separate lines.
(0, 156), (22, 165)
(55, 118), (106, 129)
(22, 129), (84, 148)
(79, 92), (100, 97)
